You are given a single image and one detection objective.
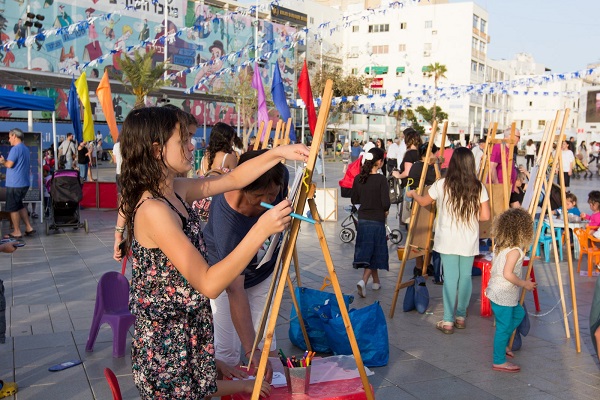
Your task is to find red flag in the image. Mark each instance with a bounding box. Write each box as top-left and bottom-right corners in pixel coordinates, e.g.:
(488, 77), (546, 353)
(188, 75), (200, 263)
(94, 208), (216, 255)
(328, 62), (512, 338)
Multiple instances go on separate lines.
(297, 61), (317, 134)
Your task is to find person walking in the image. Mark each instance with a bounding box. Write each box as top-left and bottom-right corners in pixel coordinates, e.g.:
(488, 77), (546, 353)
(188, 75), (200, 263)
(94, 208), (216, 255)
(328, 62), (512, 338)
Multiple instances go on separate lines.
(485, 208), (536, 373)
(525, 139), (536, 171)
(77, 141), (90, 182)
(407, 148), (490, 334)
(561, 140), (575, 188)
(57, 133), (76, 170)
(352, 147), (390, 297)
(0, 129), (36, 238)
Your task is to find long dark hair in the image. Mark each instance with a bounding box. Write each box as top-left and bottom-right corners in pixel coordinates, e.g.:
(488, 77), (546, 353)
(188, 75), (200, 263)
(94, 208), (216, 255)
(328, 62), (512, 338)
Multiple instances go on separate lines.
(443, 147), (482, 225)
(358, 148), (384, 184)
(119, 107), (191, 250)
(207, 122), (235, 169)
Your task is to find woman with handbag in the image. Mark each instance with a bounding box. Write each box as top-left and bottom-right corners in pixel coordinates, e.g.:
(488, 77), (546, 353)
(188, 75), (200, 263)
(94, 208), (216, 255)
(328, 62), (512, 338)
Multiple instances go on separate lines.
(352, 147), (390, 298)
(407, 148), (490, 334)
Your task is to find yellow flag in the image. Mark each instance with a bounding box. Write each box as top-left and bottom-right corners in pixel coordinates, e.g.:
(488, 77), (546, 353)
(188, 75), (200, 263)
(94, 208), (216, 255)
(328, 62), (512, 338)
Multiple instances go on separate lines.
(75, 72), (95, 142)
(96, 71), (119, 143)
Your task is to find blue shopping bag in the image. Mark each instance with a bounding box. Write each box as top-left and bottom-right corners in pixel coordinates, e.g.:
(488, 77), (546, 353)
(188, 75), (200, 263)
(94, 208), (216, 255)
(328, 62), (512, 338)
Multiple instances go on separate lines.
(289, 287), (354, 353)
(318, 301), (389, 367)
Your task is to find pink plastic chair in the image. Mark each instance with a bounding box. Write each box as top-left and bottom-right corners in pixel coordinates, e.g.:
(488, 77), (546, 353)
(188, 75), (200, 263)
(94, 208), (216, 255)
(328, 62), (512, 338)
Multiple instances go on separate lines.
(86, 271), (135, 358)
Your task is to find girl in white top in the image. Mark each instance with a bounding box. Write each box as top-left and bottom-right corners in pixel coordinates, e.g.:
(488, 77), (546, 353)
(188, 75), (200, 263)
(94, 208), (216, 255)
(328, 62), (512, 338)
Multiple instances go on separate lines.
(525, 139), (536, 171)
(485, 208), (536, 373)
(407, 147), (490, 334)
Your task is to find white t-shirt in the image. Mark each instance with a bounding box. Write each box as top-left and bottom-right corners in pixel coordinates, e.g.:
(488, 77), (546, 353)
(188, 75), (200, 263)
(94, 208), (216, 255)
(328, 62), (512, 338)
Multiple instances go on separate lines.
(486, 247), (524, 306)
(397, 141), (407, 164)
(386, 142), (400, 160)
(472, 145), (484, 172)
(113, 142), (122, 175)
(525, 143), (536, 156)
(428, 178), (489, 256)
(561, 149), (575, 173)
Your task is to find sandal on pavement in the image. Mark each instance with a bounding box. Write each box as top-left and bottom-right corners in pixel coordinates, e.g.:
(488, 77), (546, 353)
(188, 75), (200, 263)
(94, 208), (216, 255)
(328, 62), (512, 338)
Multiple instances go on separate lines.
(3, 233), (22, 239)
(436, 321), (454, 334)
(24, 229), (36, 236)
(492, 362), (520, 373)
(454, 317), (466, 329)
(0, 380), (18, 399)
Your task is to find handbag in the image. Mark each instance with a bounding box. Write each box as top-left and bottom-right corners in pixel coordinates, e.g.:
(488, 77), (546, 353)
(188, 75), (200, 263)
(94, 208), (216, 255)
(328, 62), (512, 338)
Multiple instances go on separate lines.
(289, 287), (354, 353)
(402, 282), (416, 312)
(319, 301), (389, 367)
(401, 187), (413, 224)
(414, 275), (429, 314)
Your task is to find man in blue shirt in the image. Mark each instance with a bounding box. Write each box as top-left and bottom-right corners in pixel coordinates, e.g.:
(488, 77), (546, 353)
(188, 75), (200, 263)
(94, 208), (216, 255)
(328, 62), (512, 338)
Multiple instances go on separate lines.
(0, 129), (35, 238)
(204, 149), (288, 381)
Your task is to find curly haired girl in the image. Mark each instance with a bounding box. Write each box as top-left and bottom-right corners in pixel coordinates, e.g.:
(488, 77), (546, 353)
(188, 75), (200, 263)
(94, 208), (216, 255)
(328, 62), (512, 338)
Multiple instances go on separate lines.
(199, 122), (237, 175)
(351, 147), (390, 297)
(408, 147), (490, 333)
(486, 208), (536, 373)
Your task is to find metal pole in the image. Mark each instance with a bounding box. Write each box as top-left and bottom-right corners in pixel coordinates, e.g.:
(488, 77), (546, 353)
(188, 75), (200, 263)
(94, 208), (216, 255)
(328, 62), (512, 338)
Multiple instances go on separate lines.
(163, 0), (168, 81)
(479, 62), (487, 138)
(301, 106), (305, 145)
(237, 98), (241, 137)
(27, 2), (33, 132)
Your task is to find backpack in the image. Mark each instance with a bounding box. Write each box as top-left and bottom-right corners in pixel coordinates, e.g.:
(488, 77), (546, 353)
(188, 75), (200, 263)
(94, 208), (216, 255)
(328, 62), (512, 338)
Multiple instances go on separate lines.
(388, 177), (401, 204)
(339, 156), (362, 198)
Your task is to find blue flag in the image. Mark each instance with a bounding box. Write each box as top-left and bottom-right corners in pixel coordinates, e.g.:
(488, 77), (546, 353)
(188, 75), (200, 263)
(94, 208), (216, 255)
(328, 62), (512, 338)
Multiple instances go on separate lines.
(271, 62), (296, 141)
(67, 79), (83, 143)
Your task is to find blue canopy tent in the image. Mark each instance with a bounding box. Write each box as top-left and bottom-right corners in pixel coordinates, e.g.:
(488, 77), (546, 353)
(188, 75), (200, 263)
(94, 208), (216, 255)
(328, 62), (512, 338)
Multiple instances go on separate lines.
(0, 87), (57, 222)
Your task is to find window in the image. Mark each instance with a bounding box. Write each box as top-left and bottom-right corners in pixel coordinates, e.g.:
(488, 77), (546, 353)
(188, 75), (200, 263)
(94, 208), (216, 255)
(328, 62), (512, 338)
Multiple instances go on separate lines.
(471, 60), (478, 72)
(424, 43), (432, 51)
(425, 20), (432, 29)
(529, 101), (533, 107)
(480, 19), (487, 33)
(473, 14), (479, 29)
(398, 43), (406, 52)
(351, 46), (359, 53)
(538, 120), (546, 126)
(479, 40), (485, 54)
(396, 66), (405, 76)
(479, 63), (485, 73)
(352, 25), (359, 33)
(400, 22), (407, 29)
(351, 68), (358, 75)
(372, 45), (389, 54)
(368, 24), (389, 33)
(472, 37), (478, 49)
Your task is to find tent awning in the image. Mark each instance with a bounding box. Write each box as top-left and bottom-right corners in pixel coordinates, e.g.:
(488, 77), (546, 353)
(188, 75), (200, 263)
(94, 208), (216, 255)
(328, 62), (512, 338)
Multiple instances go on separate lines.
(422, 66), (432, 73)
(364, 66), (389, 75)
(0, 87), (54, 111)
(396, 67), (405, 74)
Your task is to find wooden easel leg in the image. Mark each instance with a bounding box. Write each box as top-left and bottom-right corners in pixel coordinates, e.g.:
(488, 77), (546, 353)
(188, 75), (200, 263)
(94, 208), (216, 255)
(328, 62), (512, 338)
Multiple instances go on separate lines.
(293, 247), (302, 286)
(307, 198), (373, 400)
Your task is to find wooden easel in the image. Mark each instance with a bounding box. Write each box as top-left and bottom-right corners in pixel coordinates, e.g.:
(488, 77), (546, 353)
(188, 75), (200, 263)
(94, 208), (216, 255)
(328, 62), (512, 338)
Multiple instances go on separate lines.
(514, 109), (581, 352)
(250, 80), (374, 399)
(389, 121), (446, 317)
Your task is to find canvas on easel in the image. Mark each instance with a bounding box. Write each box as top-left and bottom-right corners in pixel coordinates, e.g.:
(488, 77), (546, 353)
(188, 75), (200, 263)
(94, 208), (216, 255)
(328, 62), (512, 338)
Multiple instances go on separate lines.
(249, 80), (374, 399)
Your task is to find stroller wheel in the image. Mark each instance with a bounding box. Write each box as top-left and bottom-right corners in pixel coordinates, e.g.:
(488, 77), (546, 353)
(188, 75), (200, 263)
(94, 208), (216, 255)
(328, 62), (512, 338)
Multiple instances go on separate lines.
(340, 228), (355, 243)
(389, 229), (403, 245)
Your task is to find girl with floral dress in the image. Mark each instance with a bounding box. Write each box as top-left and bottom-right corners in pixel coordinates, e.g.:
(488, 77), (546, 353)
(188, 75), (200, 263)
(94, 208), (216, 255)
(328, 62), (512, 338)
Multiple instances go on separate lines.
(118, 107), (309, 399)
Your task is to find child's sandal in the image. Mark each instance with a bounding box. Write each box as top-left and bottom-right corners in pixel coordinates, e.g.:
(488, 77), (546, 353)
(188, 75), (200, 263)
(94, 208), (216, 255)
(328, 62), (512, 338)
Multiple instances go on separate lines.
(436, 320), (454, 334)
(454, 317), (466, 329)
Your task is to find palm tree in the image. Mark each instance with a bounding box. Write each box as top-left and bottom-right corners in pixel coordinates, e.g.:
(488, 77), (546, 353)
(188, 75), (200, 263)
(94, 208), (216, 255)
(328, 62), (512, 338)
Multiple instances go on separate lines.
(425, 62), (447, 124)
(117, 49), (169, 108)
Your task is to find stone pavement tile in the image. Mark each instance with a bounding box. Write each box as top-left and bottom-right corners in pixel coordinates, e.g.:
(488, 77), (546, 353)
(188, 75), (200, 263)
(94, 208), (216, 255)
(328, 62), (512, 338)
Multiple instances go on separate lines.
(371, 385), (418, 399)
(14, 331), (74, 351)
(14, 345), (80, 368)
(77, 341), (133, 380)
(15, 364), (87, 388)
(400, 376), (500, 400)
(375, 358), (452, 385)
(90, 375), (141, 400)
(16, 377), (94, 400)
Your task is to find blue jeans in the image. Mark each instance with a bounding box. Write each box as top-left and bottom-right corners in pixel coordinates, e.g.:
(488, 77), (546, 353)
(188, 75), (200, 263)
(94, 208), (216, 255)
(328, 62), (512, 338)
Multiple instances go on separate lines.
(439, 254), (474, 322)
(79, 163), (88, 181)
(490, 302), (525, 364)
(432, 250), (443, 283)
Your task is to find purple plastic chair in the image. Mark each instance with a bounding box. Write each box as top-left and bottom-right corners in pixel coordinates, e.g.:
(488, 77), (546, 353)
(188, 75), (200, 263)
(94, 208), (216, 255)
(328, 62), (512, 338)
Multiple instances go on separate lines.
(86, 271), (135, 358)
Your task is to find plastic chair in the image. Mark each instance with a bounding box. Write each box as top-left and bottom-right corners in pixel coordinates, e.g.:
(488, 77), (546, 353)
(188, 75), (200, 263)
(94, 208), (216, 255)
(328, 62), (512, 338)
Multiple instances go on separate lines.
(531, 221), (553, 262)
(86, 271), (135, 358)
(104, 368), (123, 400)
(573, 228), (600, 277)
(542, 221), (564, 261)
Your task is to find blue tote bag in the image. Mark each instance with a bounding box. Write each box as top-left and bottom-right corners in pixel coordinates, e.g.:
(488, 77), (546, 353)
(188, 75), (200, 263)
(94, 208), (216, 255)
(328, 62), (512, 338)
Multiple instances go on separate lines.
(289, 287), (354, 353)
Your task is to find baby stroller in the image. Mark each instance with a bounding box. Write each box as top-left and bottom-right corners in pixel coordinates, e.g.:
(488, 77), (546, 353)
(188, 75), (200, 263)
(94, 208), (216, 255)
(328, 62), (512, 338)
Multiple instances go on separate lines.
(339, 205), (402, 244)
(573, 156), (592, 179)
(45, 169), (89, 235)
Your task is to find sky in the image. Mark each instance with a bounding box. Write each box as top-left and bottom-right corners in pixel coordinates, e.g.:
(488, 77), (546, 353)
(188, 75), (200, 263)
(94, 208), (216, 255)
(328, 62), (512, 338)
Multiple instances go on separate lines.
(456, 0), (600, 73)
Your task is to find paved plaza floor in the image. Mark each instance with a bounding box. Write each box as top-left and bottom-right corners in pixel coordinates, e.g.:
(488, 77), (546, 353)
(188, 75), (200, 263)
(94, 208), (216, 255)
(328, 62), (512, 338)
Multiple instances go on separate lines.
(1, 156), (599, 399)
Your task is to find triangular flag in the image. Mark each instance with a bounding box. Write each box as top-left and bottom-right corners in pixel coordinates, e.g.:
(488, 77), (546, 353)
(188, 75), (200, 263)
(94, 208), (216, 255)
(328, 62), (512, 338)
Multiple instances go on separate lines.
(297, 60), (317, 134)
(67, 78), (83, 143)
(96, 71), (119, 143)
(271, 62), (296, 142)
(251, 62), (270, 142)
(75, 72), (95, 142)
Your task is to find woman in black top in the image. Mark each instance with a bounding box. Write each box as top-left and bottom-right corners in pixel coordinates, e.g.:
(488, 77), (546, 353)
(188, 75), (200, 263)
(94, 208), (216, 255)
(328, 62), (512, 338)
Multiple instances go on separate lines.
(351, 147), (390, 298)
(392, 128), (422, 187)
(77, 141), (90, 181)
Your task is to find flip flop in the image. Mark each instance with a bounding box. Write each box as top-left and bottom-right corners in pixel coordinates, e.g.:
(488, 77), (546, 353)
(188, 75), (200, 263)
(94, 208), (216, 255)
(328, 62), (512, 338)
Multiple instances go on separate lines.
(24, 229), (36, 236)
(3, 233), (22, 239)
(0, 380), (18, 399)
(492, 363), (520, 373)
(48, 359), (82, 372)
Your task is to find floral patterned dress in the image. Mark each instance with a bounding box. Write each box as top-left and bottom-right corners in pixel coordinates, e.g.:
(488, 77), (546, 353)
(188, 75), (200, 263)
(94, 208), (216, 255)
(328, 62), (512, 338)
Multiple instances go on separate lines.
(129, 194), (217, 399)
